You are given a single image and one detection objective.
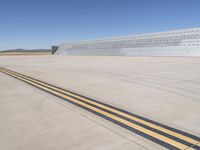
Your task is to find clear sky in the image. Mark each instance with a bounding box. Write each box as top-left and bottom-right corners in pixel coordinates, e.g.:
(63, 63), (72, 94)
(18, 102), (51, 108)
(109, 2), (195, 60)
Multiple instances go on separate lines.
(0, 0), (200, 50)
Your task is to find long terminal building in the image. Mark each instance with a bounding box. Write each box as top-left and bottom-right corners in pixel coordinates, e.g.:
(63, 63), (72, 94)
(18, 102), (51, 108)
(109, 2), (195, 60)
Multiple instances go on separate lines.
(55, 28), (200, 56)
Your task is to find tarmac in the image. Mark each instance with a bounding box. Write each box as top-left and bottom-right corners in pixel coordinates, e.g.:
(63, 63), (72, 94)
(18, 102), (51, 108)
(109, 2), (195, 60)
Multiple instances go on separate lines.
(0, 55), (200, 150)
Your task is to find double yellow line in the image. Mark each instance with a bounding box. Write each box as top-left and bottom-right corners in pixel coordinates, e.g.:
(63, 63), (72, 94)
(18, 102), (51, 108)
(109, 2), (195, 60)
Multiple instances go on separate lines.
(0, 67), (199, 150)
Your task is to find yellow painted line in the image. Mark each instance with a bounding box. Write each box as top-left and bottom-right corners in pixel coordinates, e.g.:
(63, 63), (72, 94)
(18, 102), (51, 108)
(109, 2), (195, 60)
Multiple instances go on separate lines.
(1, 67), (199, 146)
(0, 68), (194, 150)
(185, 142), (200, 150)
(186, 147), (195, 150)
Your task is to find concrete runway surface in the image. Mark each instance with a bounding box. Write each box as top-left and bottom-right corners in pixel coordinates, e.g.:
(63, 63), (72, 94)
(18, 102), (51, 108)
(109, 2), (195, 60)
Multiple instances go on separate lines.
(0, 56), (200, 150)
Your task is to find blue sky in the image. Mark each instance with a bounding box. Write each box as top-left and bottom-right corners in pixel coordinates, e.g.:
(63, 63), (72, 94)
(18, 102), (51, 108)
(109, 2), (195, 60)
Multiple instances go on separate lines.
(0, 0), (200, 50)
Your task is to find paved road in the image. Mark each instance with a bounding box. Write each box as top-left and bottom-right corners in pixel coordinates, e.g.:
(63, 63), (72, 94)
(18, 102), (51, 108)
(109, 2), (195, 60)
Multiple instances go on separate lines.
(0, 56), (200, 149)
(0, 67), (200, 150)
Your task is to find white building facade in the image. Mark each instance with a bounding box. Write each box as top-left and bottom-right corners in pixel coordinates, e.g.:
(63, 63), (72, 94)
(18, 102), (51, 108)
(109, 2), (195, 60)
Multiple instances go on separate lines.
(56, 28), (200, 56)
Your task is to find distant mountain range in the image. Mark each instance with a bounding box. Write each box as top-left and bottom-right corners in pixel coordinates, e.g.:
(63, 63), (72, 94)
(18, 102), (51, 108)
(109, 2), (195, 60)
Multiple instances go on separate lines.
(0, 48), (51, 52)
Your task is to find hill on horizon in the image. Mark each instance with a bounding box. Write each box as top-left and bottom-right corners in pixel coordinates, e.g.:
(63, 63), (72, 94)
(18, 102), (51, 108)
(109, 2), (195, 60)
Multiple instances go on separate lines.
(0, 48), (51, 52)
